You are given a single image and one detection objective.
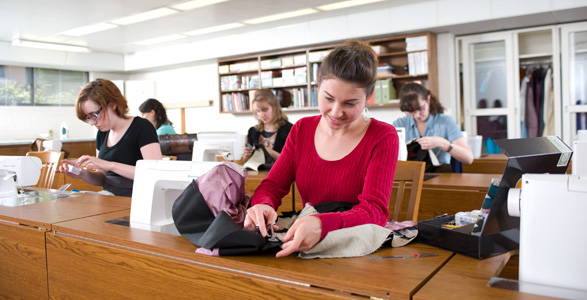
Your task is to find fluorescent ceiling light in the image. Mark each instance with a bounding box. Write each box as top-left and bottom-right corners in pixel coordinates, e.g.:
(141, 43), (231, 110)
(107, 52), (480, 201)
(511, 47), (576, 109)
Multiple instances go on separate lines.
(171, 0), (230, 11)
(243, 8), (318, 25)
(12, 39), (91, 53)
(184, 22), (244, 36)
(110, 7), (178, 26)
(58, 23), (118, 37)
(134, 34), (187, 46)
(316, 0), (386, 11)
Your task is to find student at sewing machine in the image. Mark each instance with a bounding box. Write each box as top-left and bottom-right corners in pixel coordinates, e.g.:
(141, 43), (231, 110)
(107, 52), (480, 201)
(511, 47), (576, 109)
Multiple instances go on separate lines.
(58, 78), (162, 197)
(244, 41), (399, 257)
(241, 89), (293, 167)
(138, 98), (176, 135)
(393, 83), (474, 172)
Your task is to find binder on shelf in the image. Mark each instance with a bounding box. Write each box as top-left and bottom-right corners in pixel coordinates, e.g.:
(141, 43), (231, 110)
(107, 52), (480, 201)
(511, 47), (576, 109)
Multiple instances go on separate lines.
(374, 80), (383, 104)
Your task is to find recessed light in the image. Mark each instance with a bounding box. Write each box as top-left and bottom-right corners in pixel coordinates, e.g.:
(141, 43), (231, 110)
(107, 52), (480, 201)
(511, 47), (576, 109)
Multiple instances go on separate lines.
(243, 8), (318, 25)
(12, 39), (91, 53)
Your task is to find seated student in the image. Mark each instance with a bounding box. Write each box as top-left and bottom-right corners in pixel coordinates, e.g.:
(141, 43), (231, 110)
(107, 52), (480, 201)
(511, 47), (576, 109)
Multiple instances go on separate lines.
(139, 98), (176, 135)
(241, 89), (293, 168)
(243, 41), (399, 258)
(393, 82), (473, 172)
(58, 78), (162, 197)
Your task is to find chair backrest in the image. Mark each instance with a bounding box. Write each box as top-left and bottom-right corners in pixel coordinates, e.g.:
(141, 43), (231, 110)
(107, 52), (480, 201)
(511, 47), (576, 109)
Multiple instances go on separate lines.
(389, 160), (426, 222)
(25, 150), (64, 189)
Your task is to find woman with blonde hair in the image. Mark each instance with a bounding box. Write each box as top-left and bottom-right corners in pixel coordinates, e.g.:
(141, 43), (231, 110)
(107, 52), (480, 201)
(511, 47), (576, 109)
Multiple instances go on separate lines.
(242, 89), (293, 165)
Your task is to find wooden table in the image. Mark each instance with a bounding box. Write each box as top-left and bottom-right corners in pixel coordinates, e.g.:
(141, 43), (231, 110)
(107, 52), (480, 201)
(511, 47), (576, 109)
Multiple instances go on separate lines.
(414, 252), (563, 300)
(47, 209), (453, 300)
(463, 154), (508, 174)
(0, 190), (130, 300)
(417, 173), (501, 221)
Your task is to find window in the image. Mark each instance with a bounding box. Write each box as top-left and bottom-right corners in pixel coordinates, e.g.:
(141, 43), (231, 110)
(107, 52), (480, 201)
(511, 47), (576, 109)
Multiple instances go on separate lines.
(0, 65), (88, 106)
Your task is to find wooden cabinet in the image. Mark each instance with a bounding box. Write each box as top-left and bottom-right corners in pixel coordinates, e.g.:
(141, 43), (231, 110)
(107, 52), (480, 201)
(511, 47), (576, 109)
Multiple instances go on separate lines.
(218, 32), (438, 114)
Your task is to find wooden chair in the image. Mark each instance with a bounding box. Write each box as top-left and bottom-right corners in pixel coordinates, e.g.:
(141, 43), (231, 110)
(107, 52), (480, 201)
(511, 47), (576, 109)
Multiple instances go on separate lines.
(389, 160), (426, 222)
(26, 150), (64, 189)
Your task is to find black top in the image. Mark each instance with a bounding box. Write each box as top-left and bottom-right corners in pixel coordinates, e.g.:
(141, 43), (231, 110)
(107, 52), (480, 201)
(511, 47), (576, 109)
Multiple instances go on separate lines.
(96, 117), (159, 196)
(246, 121), (293, 154)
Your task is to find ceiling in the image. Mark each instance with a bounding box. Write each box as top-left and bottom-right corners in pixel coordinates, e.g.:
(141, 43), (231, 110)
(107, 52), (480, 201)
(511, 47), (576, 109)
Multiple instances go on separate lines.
(0, 0), (420, 55)
(2, 0), (587, 57)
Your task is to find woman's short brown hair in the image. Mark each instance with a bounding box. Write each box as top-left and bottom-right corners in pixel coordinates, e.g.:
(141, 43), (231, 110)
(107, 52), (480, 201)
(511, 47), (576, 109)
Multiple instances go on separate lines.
(252, 89), (288, 131)
(318, 40), (378, 98)
(75, 78), (129, 121)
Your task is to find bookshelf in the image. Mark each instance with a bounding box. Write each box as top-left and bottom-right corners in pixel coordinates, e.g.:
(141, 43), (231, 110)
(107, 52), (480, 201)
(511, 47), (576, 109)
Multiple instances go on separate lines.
(217, 32), (437, 113)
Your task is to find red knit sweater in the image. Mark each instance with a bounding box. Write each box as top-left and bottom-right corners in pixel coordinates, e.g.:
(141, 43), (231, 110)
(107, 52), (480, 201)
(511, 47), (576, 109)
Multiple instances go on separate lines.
(251, 116), (399, 240)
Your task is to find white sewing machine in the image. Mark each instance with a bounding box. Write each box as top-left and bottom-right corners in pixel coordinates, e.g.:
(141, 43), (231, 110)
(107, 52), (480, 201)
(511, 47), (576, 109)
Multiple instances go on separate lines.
(130, 160), (221, 235)
(507, 174), (587, 299)
(192, 131), (244, 162)
(0, 156), (42, 199)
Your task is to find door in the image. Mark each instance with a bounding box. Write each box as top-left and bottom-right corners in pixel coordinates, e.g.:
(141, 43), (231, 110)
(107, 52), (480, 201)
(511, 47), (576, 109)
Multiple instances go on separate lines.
(459, 32), (516, 153)
(561, 22), (587, 144)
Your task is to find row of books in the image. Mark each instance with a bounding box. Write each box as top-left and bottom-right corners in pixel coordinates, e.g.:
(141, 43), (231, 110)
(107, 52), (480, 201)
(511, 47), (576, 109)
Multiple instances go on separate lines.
(407, 51), (429, 76)
(287, 87), (317, 109)
(221, 92), (250, 112)
(406, 35), (428, 52)
(220, 75), (260, 91)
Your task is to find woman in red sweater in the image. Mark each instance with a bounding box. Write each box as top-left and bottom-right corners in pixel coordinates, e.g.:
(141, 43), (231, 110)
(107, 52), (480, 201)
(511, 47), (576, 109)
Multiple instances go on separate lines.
(244, 41), (399, 257)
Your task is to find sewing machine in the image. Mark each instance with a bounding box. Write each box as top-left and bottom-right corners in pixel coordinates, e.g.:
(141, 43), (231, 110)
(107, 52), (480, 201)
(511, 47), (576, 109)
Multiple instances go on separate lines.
(507, 174), (587, 299)
(0, 156), (42, 199)
(192, 131), (244, 162)
(130, 160), (221, 235)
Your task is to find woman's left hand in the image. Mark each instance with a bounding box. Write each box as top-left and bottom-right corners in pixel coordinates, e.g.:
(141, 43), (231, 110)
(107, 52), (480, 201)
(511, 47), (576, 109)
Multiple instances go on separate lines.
(276, 216), (322, 258)
(416, 136), (448, 151)
(76, 155), (112, 173)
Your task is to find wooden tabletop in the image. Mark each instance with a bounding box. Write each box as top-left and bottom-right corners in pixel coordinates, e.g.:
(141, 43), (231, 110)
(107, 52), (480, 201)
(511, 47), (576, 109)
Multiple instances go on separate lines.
(423, 173), (502, 191)
(414, 252), (563, 300)
(0, 190), (130, 229)
(52, 209), (453, 300)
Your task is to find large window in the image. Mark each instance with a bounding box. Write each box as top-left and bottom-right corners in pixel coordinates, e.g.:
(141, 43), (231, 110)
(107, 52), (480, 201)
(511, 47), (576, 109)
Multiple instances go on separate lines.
(0, 65), (88, 106)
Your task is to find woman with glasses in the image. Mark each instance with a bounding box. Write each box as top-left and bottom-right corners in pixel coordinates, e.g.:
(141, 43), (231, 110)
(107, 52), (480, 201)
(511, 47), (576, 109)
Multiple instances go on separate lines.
(393, 82), (473, 171)
(58, 78), (162, 197)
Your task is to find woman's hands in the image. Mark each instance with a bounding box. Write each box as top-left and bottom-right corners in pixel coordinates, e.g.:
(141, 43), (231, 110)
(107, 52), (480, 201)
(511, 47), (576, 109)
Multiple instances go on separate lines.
(244, 204), (322, 258)
(243, 204), (278, 236)
(276, 216), (322, 258)
(242, 144), (254, 162)
(58, 155), (112, 177)
(416, 136), (447, 151)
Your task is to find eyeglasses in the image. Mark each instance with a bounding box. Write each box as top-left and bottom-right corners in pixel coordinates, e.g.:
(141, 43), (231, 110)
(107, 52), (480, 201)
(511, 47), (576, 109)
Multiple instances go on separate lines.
(85, 107), (101, 122)
(405, 101), (427, 116)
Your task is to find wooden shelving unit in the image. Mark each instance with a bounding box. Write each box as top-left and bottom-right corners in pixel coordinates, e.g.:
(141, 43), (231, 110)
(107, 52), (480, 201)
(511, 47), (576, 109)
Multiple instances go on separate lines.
(217, 32), (437, 113)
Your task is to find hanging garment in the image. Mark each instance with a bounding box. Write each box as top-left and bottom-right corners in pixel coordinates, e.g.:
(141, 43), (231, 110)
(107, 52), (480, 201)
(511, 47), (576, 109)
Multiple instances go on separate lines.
(525, 73), (539, 138)
(172, 163), (417, 257)
(542, 68), (555, 136)
(519, 72), (529, 138)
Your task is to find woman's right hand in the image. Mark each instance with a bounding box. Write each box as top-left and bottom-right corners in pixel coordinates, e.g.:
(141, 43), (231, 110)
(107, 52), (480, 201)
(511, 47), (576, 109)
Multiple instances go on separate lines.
(243, 204), (278, 237)
(242, 145), (254, 161)
(57, 159), (83, 178)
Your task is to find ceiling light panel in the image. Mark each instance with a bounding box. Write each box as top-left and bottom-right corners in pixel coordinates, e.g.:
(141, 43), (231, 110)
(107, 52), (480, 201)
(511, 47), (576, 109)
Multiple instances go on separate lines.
(171, 0), (230, 11)
(244, 8), (319, 25)
(134, 34), (187, 46)
(110, 7), (179, 26)
(184, 23), (244, 36)
(58, 23), (119, 37)
(12, 39), (91, 53)
(316, 0), (386, 11)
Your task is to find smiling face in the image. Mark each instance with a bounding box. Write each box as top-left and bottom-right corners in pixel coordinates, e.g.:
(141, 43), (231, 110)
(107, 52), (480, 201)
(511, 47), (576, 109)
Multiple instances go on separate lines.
(318, 77), (367, 130)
